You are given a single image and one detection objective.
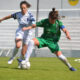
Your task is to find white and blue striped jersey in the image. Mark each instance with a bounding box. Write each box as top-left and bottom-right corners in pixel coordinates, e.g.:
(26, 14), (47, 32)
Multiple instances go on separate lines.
(11, 11), (35, 44)
(11, 11), (35, 28)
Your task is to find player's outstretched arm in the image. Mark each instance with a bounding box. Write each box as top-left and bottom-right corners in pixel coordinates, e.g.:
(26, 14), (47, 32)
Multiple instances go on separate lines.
(62, 28), (71, 40)
(0, 15), (12, 23)
(22, 24), (36, 31)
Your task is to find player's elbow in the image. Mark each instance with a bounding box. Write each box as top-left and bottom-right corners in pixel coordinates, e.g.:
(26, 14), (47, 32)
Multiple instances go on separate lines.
(32, 24), (36, 28)
(62, 28), (67, 33)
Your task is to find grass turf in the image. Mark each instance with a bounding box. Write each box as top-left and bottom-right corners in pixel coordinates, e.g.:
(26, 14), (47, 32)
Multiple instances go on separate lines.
(0, 57), (80, 80)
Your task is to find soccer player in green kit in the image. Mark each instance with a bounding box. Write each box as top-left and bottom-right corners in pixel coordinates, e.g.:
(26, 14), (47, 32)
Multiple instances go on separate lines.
(18, 8), (76, 71)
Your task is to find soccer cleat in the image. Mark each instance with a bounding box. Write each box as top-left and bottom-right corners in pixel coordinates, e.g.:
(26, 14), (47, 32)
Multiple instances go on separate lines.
(17, 59), (23, 62)
(69, 67), (76, 71)
(8, 58), (13, 64)
(17, 59), (22, 69)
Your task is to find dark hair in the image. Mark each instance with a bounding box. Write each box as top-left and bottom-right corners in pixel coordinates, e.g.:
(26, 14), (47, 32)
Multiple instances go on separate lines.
(49, 8), (59, 20)
(20, 1), (31, 8)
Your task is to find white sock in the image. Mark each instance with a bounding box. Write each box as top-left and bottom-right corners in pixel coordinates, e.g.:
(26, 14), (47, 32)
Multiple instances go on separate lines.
(11, 47), (19, 60)
(25, 40), (34, 62)
(57, 54), (72, 68)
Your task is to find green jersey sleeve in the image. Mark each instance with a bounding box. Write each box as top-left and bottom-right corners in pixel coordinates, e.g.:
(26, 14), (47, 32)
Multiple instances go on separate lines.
(58, 20), (65, 29)
(36, 19), (45, 27)
(59, 21), (63, 27)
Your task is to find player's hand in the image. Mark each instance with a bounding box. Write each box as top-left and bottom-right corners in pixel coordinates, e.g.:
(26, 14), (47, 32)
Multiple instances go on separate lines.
(66, 35), (71, 40)
(0, 19), (2, 23)
(22, 27), (27, 31)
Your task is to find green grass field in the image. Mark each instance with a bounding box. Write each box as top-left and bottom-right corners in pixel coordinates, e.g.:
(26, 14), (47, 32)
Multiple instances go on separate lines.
(0, 57), (80, 80)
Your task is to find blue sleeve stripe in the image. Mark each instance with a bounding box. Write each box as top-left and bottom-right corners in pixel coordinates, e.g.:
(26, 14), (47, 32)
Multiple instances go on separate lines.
(11, 13), (16, 19)
(60, 25), (65, 29)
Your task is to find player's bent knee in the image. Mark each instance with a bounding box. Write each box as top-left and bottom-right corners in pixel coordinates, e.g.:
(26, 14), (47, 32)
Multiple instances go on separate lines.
(16, 45), (21, 49)
(55, 51), (62, 56)
(16, 43), (21, 48)
(15, 39), (22, 48)
(32, 38), (39, 46)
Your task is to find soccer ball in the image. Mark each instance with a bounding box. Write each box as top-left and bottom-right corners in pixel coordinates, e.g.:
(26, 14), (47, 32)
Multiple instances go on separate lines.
(21, 61), (30, 69)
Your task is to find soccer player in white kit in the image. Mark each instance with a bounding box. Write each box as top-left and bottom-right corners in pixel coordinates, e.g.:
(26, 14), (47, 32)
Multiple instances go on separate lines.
(0, 1), (35, 64)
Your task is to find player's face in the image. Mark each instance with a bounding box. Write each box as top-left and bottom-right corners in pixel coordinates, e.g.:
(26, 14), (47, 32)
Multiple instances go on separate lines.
(21, 4), (27, 14)
(49, 17), (55, 24)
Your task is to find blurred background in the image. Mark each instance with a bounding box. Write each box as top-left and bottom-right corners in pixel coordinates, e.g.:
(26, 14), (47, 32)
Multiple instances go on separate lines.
(0, 0), (80, 57)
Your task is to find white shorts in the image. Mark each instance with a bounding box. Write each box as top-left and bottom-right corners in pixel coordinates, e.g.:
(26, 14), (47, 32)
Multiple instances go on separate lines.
(15, 28), (33, 45)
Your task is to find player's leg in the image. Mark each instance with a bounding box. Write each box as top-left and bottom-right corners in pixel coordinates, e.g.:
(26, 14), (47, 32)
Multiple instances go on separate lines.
(20, 31), (33, 60)
(17, 37), (47, 67)
(8, 39), (22, 64)
(22, 44), (27, 56)
(54, 51), (76, 71)
(8, 28), (23, 64)
(24, 38), (39, 62)
(20, 43), (27, 60)
(14, 39), (22, 58)
(48, 42), (76, 71)
(55, 51), (72, 68)
(17, 38), (39, 62)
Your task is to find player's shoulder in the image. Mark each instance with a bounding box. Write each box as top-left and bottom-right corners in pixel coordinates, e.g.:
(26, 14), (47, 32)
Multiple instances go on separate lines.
(28, 11), (34, 17)
(56, 20), (63, 27)
(40, 18), (48, 23)
(42, 18), (48, 21)
(15, 11), (22, 15)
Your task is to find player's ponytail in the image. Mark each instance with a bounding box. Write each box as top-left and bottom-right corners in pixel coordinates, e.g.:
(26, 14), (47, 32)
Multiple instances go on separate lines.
(49, 8), (59, 20)
(52, 8), (55, 12)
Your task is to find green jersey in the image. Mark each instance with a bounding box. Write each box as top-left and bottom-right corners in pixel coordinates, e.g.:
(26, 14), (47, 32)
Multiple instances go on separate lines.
(36, 18), (63, 42)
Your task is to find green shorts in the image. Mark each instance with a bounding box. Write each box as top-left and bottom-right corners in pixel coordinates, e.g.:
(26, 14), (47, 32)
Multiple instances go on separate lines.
(36, 37), (61, 53)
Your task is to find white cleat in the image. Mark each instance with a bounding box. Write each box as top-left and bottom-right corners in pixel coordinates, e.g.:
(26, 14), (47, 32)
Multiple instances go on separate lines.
(8, 59), (13, 64)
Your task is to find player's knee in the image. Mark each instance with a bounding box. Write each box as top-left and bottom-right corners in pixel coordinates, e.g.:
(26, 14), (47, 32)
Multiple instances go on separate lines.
(16, 44), (21, 48)
(32, 38), (39, 46)
(55, 51), (62, 56)
(16, 40), (22, 48)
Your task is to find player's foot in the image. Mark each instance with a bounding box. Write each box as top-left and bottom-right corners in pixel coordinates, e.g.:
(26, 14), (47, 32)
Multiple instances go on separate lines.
(69, 67), (76, 71)
(17, 59), (23, 62)
(17, 59), (22, 69)
(8, 58), (13, 64)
